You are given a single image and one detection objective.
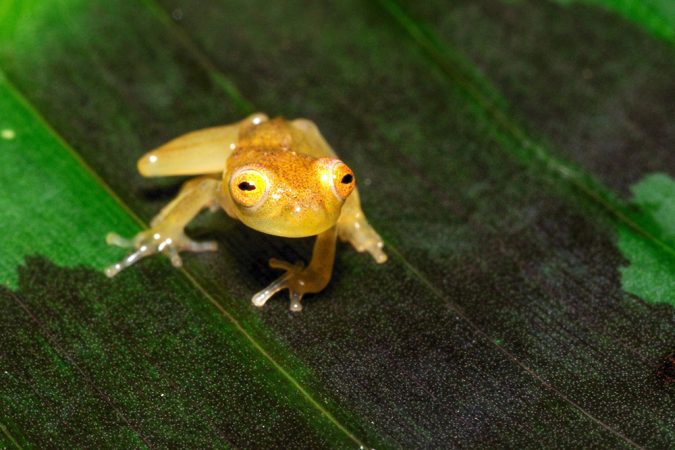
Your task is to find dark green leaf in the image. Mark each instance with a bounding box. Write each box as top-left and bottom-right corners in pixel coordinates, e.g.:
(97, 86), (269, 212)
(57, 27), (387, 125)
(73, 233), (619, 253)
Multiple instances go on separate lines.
(0, 0), (673, 448)
(0, 73), (363, 448)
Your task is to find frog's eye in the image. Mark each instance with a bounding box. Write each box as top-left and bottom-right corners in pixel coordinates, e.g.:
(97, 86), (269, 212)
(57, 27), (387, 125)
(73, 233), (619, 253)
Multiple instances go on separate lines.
(230, 168), (269, 209)
(331, 161), (356, 200)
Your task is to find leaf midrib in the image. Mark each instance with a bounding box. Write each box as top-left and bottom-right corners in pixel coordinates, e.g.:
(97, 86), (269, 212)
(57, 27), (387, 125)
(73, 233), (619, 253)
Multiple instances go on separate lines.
(1, 422), (25, 450)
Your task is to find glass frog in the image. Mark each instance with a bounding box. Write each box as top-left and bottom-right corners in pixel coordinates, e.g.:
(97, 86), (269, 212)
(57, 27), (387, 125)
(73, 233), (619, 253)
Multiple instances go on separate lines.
(105, 113), (387, 311)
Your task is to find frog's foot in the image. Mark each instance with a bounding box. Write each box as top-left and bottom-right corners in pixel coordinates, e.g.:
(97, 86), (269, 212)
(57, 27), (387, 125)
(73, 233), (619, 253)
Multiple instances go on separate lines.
(104, 229), (218, 277)
(252, 259), (328, 312)
(338, 217), (388, 264)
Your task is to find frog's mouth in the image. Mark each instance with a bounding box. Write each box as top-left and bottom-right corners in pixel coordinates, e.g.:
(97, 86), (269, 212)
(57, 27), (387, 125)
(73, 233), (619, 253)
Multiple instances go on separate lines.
(237, 203), (341, 238)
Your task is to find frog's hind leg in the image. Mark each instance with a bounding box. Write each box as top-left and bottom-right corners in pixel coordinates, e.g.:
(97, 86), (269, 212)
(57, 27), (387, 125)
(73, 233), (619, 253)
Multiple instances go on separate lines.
(292, 118), (387, 264)
(105, 176), (221, 277)
(137, 113), (268, 177)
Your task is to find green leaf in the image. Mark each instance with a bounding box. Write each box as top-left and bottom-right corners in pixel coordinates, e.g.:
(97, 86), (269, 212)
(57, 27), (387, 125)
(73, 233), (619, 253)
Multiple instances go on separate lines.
(0, 71), (140, 288)
(1, 0), (673, 448)
(618, 174), (675, 305)
(0, 73), (364, 448)
(554, 0), (675, 43)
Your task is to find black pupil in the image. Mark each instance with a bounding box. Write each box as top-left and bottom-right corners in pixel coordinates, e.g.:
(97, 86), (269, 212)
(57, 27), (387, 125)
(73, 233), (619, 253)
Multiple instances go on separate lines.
(341, 174), (353, 184)
(238, 181), (256, 191)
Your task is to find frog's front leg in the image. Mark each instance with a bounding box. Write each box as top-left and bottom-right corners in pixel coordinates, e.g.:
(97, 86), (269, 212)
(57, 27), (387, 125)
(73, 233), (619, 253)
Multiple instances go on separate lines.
(292, 118), (387, 264)
(105, 176), (221, 277)
(252, 227), (337, 312)
(337, 190), (387, 263)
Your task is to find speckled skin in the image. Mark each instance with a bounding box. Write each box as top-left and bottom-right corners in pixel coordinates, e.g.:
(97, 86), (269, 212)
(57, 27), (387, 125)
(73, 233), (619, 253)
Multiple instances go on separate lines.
(222, 118), (345, 237)
(105, 113), (387, 311)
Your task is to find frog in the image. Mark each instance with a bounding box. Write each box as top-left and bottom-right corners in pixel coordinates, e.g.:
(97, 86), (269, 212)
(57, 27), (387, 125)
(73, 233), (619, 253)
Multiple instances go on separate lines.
(105, 113), (387, 311)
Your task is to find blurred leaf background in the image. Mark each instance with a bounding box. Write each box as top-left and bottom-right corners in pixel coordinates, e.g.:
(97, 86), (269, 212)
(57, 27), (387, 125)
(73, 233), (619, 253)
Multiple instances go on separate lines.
(0, 0), (673, 448)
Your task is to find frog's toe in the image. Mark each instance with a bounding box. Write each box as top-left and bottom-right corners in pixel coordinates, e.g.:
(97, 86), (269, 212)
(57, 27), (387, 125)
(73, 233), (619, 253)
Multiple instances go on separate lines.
(288, 291), (303, 312)
(251, 259), (306, 311)
(339, 224), (388, 263)
(105, 244), (153, 277)
(167, 236), (218, 261)
(181, 239), (218, 253)
(166, 247), (183, 268)
(365, 240), (388, 264)
(105, 228), (219, 277)
(106, 232), (134, 248)
(164, 237), (217, 267)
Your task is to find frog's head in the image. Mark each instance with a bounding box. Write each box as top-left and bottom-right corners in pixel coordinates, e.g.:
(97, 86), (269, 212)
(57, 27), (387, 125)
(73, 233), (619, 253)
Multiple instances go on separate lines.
(224, 151), (355, 237)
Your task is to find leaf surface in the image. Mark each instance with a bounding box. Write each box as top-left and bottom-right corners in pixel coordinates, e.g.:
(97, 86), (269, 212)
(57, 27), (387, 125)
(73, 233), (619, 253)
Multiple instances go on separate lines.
(0, 0), (673, 448)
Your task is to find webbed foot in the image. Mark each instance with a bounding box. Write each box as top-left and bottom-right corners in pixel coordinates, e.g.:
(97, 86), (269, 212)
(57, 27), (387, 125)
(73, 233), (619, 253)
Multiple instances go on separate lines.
(105, 228), (218, 277)
(251, 259), (329, 312)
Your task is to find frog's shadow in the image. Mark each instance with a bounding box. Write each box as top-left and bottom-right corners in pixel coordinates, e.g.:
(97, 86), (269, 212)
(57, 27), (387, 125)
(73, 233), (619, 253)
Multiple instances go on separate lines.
(140, 178), (183, 203)
(213, 228), (352, 313)
(139, 182), (347, 306)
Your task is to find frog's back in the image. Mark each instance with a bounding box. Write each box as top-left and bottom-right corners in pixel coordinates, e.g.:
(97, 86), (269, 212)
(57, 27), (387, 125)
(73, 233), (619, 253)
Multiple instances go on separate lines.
(237, 117), (320, 158)
(228, 118), (319, 185)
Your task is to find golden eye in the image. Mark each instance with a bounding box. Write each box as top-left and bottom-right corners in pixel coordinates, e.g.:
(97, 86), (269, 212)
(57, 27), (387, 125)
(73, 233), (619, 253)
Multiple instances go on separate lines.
(230, 168), (269, 209)
(331, 162), (355, 200)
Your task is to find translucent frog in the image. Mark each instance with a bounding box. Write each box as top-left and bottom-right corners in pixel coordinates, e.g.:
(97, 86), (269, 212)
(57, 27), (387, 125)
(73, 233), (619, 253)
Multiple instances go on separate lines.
(105, 113), (387, 311)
